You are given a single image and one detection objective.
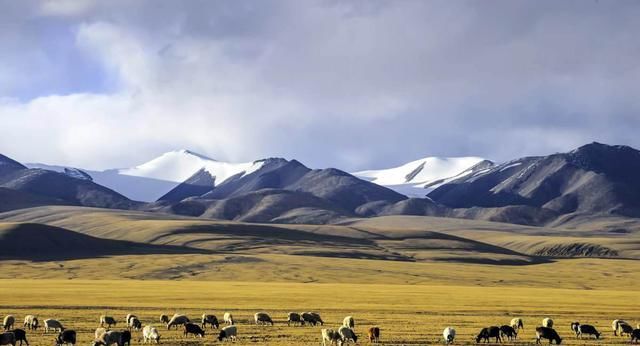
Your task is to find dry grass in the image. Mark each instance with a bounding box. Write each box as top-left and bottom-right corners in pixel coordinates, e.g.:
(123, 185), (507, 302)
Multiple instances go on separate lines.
(0, 280), (638, 345)
(0, 208), (639, 344)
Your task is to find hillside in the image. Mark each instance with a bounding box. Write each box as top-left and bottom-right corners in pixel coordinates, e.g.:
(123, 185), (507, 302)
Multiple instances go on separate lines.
(0, 222), (200, 260)
(428, 142), (640, 225)
(0, 154), (137, 210)
(3, 206), (640, 266)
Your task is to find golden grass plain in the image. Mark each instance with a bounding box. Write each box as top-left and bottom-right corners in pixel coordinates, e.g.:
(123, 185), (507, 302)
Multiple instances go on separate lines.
(0, 255), (638, 345)
(0, 208), (639, 344)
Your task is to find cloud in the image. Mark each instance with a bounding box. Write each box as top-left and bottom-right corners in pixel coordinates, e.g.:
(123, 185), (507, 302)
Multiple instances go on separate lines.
(1, 0), (639, 170)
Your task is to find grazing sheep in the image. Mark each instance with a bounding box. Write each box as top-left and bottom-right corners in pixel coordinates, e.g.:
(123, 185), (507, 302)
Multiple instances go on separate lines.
(618, 322), (634, 337)
(287, 313), (302, 326)
(44, 319), (64, 334)
(202, 314), (219, 329)
(92, 330), (119, 346)
(613, 320), (626, 336)
(254, 312), (273, 326)
(321, 328), (341, 346)
(143, 326), (160, 344)
(217, 325), (237, 342)
(223, 313), (234, 326)
(343, 316), (354, 329)
(338, 326), (357, 345)
(543, 318), (554, 328)
(125, 315), (137, 326)
(577, 324), (600, 339)
(93, 330), (131, 346)
(310, 312), (324, 326)
(476, 326), (501, 343)
(11, 329), (27, 346)
(100, 316), (117, 328)
(500, 325), (518, 340)
(183, 323), (205, 338)
(22, 316), (38, 331)
(631, 329), (640, 343)
(302, 312), (323, 326)
(0, 332), (15, 346)
(166, 314), (190, 330)
(369, 326), (380, 343)
(120, 331), (131, 346)
(159, 315), (169, 324)
(128, 318), (142, 331)
(510, 318), (524, 331)
(442, 327), (455, 344)
(55, 330), (76, 346)
(94, 328), (107, 340)
(570, 322), (580, 336)
(536, 326), (562, 345)
(2, 316), (14, 331)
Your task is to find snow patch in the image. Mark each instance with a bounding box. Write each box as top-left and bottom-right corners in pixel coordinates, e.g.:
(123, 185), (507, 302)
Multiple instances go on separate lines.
(353, 156), (486, 197)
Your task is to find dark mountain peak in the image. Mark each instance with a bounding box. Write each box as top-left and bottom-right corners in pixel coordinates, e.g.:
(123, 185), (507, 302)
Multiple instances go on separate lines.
(312, 167), (351, 177)
(254, 157), (309, 170)
(570, 142), (639, 160)
(429, 142), (640, 222)
(158, 168), (216, 202)
(0, 154), (27, 176)
(566, 142), (640, 180)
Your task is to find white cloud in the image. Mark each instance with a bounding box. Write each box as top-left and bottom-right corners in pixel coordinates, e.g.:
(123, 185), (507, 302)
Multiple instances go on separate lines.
(1, 1), (639, 170)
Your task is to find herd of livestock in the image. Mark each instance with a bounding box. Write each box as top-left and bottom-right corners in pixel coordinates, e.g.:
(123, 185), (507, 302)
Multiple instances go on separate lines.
(0, 313), (636, 345)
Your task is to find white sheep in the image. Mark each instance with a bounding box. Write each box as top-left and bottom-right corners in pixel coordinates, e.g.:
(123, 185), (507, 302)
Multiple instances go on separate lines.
(167, 314), (190, 330)
(23, 315), (38, 330)
(321, 328), (341, 346)
(129, 317), (142, 331)
(510, 317), (524, 330)
(92, 330), (124, 346)
(343, 316), (355, 329)
(612, 319), (627, 336)
(2, 316), (14, 331)
(217, 325), (237, 341)
(223, 312), (234, 325)
(443, 327), (456, 344)
(95, 327), (107, 340)
(338, 326), (358, 344)
(542, 317), (553, 328)
(143, 325), (160, 344)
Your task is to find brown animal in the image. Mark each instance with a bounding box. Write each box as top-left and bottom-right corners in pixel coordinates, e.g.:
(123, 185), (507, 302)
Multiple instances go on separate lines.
(368, 327), (380, 343)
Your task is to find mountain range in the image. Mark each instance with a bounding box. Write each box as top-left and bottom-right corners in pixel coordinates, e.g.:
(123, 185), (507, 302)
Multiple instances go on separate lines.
(8, 142), (640, 227)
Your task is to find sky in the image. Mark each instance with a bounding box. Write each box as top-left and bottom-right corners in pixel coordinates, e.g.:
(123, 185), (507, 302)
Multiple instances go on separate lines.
(1, 0), (639, 171)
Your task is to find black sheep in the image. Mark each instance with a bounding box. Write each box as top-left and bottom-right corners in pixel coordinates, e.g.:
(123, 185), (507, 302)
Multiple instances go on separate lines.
(476, 326), (501, 343)
(536, 326), (562, 345)
(184, 323), (205, 338)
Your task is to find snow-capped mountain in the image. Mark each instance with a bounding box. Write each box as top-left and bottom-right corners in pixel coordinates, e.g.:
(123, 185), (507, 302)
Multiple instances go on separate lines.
(353, 156), (492, 197)
(118, 149), (264, 185)
(28, 150), (265, 202)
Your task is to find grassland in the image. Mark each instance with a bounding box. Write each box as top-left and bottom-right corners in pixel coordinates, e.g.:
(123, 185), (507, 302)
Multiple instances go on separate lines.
(0, 207), (639, 344)
(0, 280), (638, 345)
